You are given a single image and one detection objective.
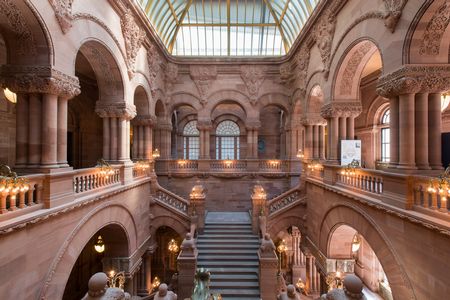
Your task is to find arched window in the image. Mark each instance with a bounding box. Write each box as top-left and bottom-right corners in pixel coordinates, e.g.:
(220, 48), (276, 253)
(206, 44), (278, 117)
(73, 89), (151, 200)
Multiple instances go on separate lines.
(183, 120), (199, 159)
(380, 109), (390, 162)
(216, 120), (240, 159)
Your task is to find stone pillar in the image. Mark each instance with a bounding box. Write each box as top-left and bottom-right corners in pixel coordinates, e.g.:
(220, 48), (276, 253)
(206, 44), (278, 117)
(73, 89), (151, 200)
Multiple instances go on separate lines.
(41, 93), (59, 167)
(110, 117), (118, 161)
(198, 121), (212, 159)
(118, 117), (129, 162)
(347, 116), (355, 140)
(389, 96), (400, 167)
(415, 93), (429, 169)
(258, 242), (278, 300)
(177, 233), (198, 300)
(145, 124), (153, 160)
(398, 93), (416, 169)
(28, 94), (42, 166)
(305, 125), (313, 159)
(57, 97), (69, 167)
(158, 121), (172, 159)
(313, 125), (319, 159)
(132, 125), (138, 160)
(102, 117), (111, 160)
(338, 116), (347, 160)
(15, 93), (29, 167)
(429, 93), (443, 170)
(319, 125), (325, 160)
(189, 185), (206, 233)
(138, 125), (145, 159)
(291, 227), (302, 285)
(329, 117), (339, 161)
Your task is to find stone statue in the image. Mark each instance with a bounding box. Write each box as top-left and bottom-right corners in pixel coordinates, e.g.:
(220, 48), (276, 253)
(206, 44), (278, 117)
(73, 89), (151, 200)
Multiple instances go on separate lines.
(320, 274), (367, 300)
(277, 284), (301, 300)
(81, 272), (134, 300)
(154, 283), (177, 300)
(260, 233), (276, 256)
(179, 233), (196, 257)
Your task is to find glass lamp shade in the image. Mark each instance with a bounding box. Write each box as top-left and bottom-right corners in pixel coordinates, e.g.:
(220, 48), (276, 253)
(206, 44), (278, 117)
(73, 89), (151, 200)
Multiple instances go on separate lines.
(94, 235), (105, 253)
(3, 88), (17, 104)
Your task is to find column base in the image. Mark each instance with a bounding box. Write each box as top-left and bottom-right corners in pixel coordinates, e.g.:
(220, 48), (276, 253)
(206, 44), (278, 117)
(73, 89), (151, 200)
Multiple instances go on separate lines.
(430, 164), (444, 170)
(396, 163), (417, 170)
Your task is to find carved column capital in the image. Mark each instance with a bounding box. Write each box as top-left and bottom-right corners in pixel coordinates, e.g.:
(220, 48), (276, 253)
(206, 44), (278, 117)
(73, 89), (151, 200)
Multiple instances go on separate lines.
(320, 102), (362, 119)
(95, 102), (137, 120)
(300, 117), (327, 126)
(377, 65), (450, 97)
(0, 65), (81, 98)
(131, 115), (157, 126)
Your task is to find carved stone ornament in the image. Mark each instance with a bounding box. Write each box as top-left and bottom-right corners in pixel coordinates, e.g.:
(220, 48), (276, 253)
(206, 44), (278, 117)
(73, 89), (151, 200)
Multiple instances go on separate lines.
(0, 65), (80, 98)
(382, 0), (407, 33)
(419, 2), (450, 56)
(300, 116), (327, 126)
(190, 65), (217, 106)
(376, 65), (450, 97)
(245, 119), (262, 131)
(240, 65), (266, 105)
(165, 63), (178, 92)
(312, 9), (336, 79)
(196, 120), (213, 131)
(48, 0), (74, 33)
(121, 8), (146, 78)
(95, 102), (137, 120)
(131, 115), (157, 126)
(0, 0), (37, 56)
(147, 43), (162, 90)
(320, 102), (363, 119)
(280, 62), (295, 86)
(294, 44), (311, 87)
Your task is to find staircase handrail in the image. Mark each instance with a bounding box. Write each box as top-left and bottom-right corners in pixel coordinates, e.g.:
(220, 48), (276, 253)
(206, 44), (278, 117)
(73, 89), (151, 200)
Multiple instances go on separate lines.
(267, 187), (304, 216)
(153, 185), (190, 216)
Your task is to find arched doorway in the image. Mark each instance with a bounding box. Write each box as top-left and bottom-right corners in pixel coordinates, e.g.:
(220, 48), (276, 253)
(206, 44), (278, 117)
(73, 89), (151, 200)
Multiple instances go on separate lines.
(152, 226), (182, 287)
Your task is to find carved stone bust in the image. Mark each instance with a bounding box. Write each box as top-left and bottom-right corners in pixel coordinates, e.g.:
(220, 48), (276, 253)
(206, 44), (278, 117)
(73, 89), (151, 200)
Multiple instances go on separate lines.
(154, 283), (177, 300)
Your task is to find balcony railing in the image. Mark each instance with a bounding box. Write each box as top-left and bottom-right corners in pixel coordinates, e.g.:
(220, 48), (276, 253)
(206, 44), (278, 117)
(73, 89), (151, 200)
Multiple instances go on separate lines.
(73, 167), (121, 194)
(0, 174), (44, 216)
(268, 188), (303, 216)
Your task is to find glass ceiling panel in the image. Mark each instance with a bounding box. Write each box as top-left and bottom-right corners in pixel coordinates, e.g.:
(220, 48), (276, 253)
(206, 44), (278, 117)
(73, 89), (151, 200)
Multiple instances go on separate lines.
(138, 0), (319, 57)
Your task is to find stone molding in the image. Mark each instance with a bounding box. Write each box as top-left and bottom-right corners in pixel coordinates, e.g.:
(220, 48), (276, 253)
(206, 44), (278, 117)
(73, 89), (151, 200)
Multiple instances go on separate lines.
(377, 65), (450, 97)
(240, 65), (266, 105)
(95, 102), (137, 120)
(419, 2), (450, 56)
(245, 120), (262, 130)
(320, 102), (363, 118)
(190, 65), (217, 106)
(0, 65), (80, 98)
(121, 8), (146, 78)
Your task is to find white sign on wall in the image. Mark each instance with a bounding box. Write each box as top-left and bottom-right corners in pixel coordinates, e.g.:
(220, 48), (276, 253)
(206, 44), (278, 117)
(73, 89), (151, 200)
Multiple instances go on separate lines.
(341, 140), (361, 166)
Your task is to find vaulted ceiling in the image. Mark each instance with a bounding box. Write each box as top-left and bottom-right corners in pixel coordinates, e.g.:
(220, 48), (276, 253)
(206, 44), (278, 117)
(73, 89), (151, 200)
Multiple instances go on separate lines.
(138, 0), (319, 57)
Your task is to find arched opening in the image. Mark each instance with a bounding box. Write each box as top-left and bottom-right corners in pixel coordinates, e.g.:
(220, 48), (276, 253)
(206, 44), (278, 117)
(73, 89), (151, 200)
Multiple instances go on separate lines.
(215, 120), (241, 160)
(62, 224), (129, 300)
(170, 104), (197, 159)
(259, 105), (288, 159)
(131, 86), (151, 160)
(182, 120), (200, 159)
(328, 224), (392, 299)
(153, 100), (168, 157)
(151, 226), (182, 287)
(305, 85), (327, 160)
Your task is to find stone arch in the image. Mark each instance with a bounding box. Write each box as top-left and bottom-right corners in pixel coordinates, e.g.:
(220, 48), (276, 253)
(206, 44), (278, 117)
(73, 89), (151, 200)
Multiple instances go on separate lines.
(258, 92), (291, 113)
(168, 92), (203, 116)
(155, 99), (166, 119)
(306, 84), (325, 115)
(332, 39), (382, 102)
(204, 90), (254, 119)
(76, 40), (125, 103)
(40, 203), (138, 300)
(131, 72), (153, 116)
(134, 85), (151, 116)
(150, 215), (190, 239)
(406, 0), (450, 64)
(268, 215), (305, 238)
(366, 96), (389, 128)
(318, 204), (415, 300)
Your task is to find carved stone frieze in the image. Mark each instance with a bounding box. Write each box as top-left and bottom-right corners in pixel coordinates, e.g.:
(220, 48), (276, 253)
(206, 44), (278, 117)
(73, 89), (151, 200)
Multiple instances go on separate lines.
(147, 43), (163, 91)
(312, 9), (336, 79)
(376, 65), (450, 97)
(165, 63), (179, 99)
(300, 117), (327, 126)
(419, 2), (450, 56)
(48, 0), (74, 33)
(240, 65), (266, 105)
(0, 0), (37, 56)
(121, 9), (146, 77)
(190, 65), (217, 106)
(0, 65), (80, 98)
(95, 102), (137, 120)
(320, 102), (363, 119)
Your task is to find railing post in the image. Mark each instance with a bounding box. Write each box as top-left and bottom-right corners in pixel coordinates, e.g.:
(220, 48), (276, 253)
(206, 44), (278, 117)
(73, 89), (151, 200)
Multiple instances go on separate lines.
(258, 234), (278, 300)
(189, 185), (206, 234)
(251, 184), (267, 235)
(177, 233), (197, 300)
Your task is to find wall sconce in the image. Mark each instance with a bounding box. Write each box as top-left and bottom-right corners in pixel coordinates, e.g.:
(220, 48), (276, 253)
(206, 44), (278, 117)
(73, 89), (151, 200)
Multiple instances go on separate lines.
(351, 233), (361, 253)
(307, 160), (323, 171)
(3, 88), (17, 104)
(0, 165), (29, 195)
(96, 159), (115, 179)
(94, 235), (105, 253)
(296, 149), (304, 159)
(177, 159), (187, 166)
(224, 159), (233, 167)
(268, 160), (280, 167)
(427, 165), (450, 211)
(135, 160), (150, 170)
(152, 148), (160, 159)
(107, 270), (126, 290)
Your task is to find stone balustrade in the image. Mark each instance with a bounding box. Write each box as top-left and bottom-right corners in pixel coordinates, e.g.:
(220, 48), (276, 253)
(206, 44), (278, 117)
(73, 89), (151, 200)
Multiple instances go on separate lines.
(132, 162), (152, 178)
(0, 174), (44, 215)
(73, 167), (121, 194)
(154, 189), (189, 215)
(413, 176), (449, 215)
(258, 160), (289, 172)
(268, 189), (302, 216)
(210, 159), (247, 171)
(337, 169), (384, 195)
(169, 160), (199, 171)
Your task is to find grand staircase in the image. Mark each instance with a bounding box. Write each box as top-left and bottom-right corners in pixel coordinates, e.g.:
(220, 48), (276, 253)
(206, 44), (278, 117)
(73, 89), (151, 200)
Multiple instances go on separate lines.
(196, 212), (261, 300)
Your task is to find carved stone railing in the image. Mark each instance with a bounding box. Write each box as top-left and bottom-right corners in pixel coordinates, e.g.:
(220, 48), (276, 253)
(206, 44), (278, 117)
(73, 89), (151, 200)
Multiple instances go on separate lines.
(0, 174), (45, 215)
(169, 160), (199, 171)
(154, 188), (189, 215)
(259, 160), (289, 172)
(210, 160), (247, 171)
(337, 169), (384, 195)
(73, 167), (121, 194)
(132, 162), (152, 178)
(268, 188), (303, 216)
(413, 176), (449, 215)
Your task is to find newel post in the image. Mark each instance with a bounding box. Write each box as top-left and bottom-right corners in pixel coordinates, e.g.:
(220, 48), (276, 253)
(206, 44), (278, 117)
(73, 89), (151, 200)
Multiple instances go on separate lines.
(258, 233), (278, 300)
(177, 233), (197, 300)
(189, 184), (206, 234)
(251, 184), (267, 235)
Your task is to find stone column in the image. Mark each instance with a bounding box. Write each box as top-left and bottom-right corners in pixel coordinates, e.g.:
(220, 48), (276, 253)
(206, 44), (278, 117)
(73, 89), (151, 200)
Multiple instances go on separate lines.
(291, 227), (302, 285)
(258, 241), (278, 300)
(132, 125), (138, 160)
(429, 93), (443, 170)
(144, 124), (153, 160)
(158, 121), (172, 159)
(102, 117), (111, 160)
(338, 116), (347, 160)
(15, 93), (29, 167)
(305, 125), (313, 159)
(313, 125), (319, 159)
(177, 233), (198, 300)
(251, 185), (267, 235)
(329, 117), (339, 161)
(57, 97), (69, 167)
(198, 121), (212, 159)
(189, 185), (206, 233)
(319, 125), (325, 160)
(415, 93), (429, 169)
(117, 117), (127, 162)
(389, 96), (400, 167)
(138, 125), (145, 159)
(347, 116), (355, 140)
(28, 94), (42, 166)
(110, 117), (118, 161)
(41, 93), (59, 167)
(398, 93), (416, 169)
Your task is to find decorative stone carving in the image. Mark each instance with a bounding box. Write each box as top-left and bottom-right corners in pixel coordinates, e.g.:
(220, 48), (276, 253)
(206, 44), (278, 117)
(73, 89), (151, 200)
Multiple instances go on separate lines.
(147, 43), (163, 91)
(190, 65), (217, 106)
(312, 9), (336, 78)
(320, 274), (366, 300)
(277, 284), (301, 300)
(419, 2), (450, 56)
(240, 65), (266, 105)
(300, 117), (327, 126)
(382, 0), (407, 33)
(81, 272), (133, 300)
(132, 115), (157, 126)
(179, 233), (196, 257)
(48, 0), (74, 33)
(339, 41), (374, 96)
(260, 233), (276, 257)
(197, 120), (213, 131)
(88, 46), (121, 93)
(245, 119), (261, 131)
(95, 102), (137, 120)
(377, 65), (450, 97)
(121, 9), (146, 78)
(0, 0), (37, 56)
(154, 283), (177, 300)
(280, 62), (295, 86)
(320, 102), (363, 118)
(164, 63), (178, 103)
(0, 65), (80, 98)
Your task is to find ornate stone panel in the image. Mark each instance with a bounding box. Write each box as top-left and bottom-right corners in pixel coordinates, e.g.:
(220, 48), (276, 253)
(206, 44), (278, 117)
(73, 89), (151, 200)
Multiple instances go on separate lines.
(320, 102), (363, 118)
(190, 65), (217, 106)
(121, 9), (146, 77)
(419, 2), (450, 56)
(95, 102), (137, 120)
(48, 0), (74, 33)
(240, 65), (266, 105)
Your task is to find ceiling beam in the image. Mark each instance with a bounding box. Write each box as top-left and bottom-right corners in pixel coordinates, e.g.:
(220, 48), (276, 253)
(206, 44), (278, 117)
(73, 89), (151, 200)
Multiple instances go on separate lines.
(262, 0), (289, 53)
(279, 0), (291, 23)
(168, 0), (194, 53)
(165, 0), (180, 25)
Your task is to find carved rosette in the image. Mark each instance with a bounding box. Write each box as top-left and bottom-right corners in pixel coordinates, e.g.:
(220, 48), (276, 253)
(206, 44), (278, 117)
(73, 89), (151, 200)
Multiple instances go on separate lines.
(377, 65), (450, 97)
(240, 65), (266, 105)
(312, 9), (336, 79)
(320, 102), (363, 119)
(0, 65), (80, 98)
(48, 0), (74, 33)
(95, 102), (137, 120)
(121, 9), (146, 78)
(190, 65), (217, 106)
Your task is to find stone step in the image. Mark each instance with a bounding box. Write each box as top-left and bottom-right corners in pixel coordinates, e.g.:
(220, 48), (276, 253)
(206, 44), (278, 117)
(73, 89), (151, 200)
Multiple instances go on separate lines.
(198, 255), (258, 261)
(198, 249), (258, 254)
(205, 222), (252, 226)
(197, 238), (260, 244)
(219, 297), (261, 300)
(198, 260), (259, 267)
(210, 274), (259, 282)
(210, 281), (260, 288)
(202, 267), (258, 274)
(203, 229), (254, 234)
(209, 288), (260, 297)
(197, 245), (260, 252)
(198, 234), (259, 240)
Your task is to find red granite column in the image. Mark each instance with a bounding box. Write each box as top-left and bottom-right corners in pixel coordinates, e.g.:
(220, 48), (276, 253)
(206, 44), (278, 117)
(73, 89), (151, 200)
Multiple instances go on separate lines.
(313, 125), (319, 159)
(41, 94), (59, 167)
(57, 97), (69, 167)
(102, 117), (110, 160)
(389, 96), (399, 168)
(28, 94), (42, 166)
(305, 125), (313, 159)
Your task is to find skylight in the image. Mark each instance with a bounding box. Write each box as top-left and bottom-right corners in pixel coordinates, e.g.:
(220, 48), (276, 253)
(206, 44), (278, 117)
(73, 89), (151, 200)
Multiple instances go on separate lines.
(138, 0), (319, 57)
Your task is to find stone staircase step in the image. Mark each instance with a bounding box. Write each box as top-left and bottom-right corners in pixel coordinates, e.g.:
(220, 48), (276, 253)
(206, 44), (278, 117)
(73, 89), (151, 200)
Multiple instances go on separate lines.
(219, 297), (261, 300)
(203, 229), (254, 234)
(198, 255), (258, 262)
(198, 249), (257, 254)
(209, 288), (260, 297)
(197, 239), (260, 245)
(198, 261), (259, 267)
(210, 274), (259, 281)
(202, 267), (258, 274)
(197, 234), (258, 239)
(210, 281), (260, 288)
